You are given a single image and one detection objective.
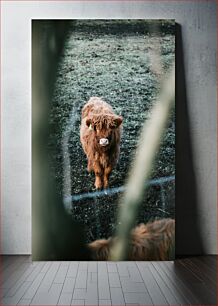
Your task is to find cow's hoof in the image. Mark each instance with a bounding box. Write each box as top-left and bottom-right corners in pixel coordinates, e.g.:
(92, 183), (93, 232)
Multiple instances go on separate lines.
(104, 183), (109, 189)
(95, 184), (102, 190)
(95, 181), (103, 190)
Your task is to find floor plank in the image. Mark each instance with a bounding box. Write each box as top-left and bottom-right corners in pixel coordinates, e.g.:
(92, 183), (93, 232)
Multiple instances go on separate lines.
(2, 262), (36, 293)
(0, 255), (216, 305)
(57, 292), (73, 305)
(62, 277), (76, 293)
(0, 256), (15, 272)
(136, 262), (169, 305)
(36, 262), (60, 293)
(1, 257), (30, 287)
(158, 260), (201, 304)
(147, 262), (180, 305)
(4, 261), (45, 298)
(2, 281), (32, 305)
(98, 262), (110, 300)
(110, 287), (125, 305)
(30, 283), (63, 305)
(182, 256), (217, 287)
(173, 259), (217, 304)
(152, 261), (191, 304)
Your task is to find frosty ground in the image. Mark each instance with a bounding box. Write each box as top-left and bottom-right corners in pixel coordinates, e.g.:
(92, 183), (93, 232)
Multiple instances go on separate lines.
(50, 20), (175, 242)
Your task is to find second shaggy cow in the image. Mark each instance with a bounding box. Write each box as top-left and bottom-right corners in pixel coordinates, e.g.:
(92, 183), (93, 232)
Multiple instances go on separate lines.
(80, 97), (123, 189)
(88, 218), (175, 261)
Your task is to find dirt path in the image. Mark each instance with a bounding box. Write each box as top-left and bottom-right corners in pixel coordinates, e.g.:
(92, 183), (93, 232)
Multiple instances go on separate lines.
(50, 20), (175, 242)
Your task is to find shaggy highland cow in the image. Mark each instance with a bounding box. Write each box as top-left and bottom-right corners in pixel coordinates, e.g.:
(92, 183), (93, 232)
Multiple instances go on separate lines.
(88, 218), (175, 260)
(80, 97), (123, 189)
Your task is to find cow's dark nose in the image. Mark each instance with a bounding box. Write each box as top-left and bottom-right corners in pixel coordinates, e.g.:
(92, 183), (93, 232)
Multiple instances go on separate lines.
(99, 138), (109, 146)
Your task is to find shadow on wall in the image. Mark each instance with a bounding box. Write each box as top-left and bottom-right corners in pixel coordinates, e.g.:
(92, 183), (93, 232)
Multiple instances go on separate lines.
(176, 24), (205, 256)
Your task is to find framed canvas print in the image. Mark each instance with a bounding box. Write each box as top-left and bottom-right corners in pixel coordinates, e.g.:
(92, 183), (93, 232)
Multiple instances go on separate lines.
(32, 19), (175, 261)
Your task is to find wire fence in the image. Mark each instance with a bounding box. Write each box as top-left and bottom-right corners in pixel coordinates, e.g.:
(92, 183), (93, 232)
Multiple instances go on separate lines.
(65, 175), (175, 242)
(64, 175), (175, 204)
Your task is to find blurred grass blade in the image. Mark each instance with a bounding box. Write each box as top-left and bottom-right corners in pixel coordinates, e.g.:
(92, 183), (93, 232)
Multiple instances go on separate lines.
(110, 65), (175, 261)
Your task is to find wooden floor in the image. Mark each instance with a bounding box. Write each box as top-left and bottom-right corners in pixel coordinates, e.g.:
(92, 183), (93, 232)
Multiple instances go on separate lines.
(0, 256), (217, 305)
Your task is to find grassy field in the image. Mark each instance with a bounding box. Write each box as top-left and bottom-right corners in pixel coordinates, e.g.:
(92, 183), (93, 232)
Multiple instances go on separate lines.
(50, 20), (175, 242)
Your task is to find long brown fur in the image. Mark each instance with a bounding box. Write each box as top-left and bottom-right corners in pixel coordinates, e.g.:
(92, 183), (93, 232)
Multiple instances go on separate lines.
(80, 97), (123, 189)
(88, 218), (175, 260)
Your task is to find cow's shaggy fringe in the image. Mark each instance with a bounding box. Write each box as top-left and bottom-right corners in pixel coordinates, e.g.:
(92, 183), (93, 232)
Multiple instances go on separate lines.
(88, 218), (175, 261)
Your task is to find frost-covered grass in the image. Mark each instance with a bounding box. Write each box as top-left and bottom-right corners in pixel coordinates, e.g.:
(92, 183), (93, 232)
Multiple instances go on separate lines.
(50, 20), (175, 242)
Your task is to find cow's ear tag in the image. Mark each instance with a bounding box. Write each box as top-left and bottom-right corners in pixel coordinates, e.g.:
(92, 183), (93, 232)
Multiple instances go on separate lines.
(89, 124), (93, 130)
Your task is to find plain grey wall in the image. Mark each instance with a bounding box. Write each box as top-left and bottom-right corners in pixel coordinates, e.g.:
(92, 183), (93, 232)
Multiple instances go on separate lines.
(1, 1), (217, 254)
